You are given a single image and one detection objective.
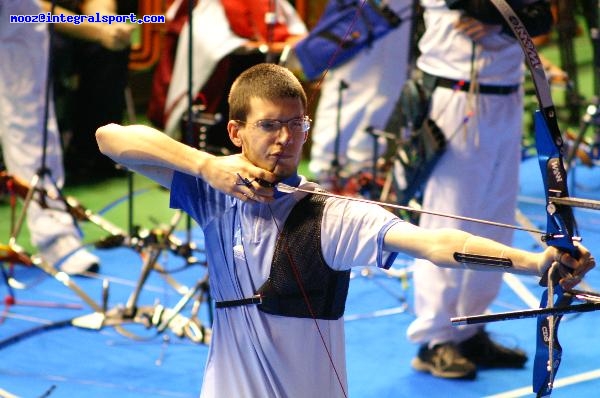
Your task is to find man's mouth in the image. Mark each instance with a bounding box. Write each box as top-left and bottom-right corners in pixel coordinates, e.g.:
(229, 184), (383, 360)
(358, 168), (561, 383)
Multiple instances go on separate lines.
(271, 152), (290, 160)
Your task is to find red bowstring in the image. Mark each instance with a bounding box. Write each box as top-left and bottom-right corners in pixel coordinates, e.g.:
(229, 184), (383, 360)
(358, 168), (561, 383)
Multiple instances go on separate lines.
(265, 206), (348, 398)
(263, 2), (371, 395)
(306, 0), (369, 107)
(255, 3), (371, 396)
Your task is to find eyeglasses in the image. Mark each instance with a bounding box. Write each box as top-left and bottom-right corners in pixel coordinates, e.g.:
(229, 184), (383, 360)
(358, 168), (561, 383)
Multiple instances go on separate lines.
(235, 116), (311, 134)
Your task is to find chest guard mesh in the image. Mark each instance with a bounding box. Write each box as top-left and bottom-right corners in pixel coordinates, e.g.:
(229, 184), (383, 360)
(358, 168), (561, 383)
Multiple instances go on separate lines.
(256, 194), (351, 320)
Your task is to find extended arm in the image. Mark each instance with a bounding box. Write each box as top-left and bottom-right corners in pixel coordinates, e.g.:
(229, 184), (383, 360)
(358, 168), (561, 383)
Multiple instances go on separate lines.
(96, 123), (276, 202)
(383, 223), (594, 290)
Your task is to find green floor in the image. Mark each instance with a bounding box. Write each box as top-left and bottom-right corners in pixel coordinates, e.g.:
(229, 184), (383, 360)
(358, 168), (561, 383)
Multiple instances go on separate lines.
(0, 173), (172, 253)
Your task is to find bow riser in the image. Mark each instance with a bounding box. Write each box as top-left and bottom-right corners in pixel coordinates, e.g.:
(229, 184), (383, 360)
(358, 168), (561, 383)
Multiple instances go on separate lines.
(535, 111), (579, 254)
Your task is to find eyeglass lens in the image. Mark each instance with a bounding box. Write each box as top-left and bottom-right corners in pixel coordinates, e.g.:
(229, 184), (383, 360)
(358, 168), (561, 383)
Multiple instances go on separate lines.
(255, 117), (310, 134)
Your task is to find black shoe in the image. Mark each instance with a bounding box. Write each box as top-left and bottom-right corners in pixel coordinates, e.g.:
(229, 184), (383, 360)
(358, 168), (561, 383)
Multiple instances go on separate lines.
(458, 330), (527, 369)
(411, 343), (477, 380)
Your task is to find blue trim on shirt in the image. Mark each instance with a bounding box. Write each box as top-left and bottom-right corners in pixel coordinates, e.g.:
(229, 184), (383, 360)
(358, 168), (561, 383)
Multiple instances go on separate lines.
(377, 218), (402, 269)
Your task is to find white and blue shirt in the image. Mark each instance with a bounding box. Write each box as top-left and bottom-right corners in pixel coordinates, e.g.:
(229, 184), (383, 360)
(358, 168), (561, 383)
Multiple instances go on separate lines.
(170, 171), (403, 398)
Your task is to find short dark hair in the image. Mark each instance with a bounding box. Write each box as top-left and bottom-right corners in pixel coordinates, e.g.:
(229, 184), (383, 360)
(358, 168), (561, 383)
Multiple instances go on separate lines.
(228, 63), (307, 121)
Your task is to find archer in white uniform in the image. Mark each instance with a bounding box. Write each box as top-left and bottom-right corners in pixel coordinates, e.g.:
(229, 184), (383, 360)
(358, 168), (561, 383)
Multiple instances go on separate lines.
(407, 0), (553, 379)
(0, 0), (98, 274)
(309, 0), (415, 185)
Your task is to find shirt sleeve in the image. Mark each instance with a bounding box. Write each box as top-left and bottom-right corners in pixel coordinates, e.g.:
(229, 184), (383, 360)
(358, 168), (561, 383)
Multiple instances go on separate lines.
(169, 170), (234, 228)
(320, 198), (407, 270)
(170, 171), (202, 220)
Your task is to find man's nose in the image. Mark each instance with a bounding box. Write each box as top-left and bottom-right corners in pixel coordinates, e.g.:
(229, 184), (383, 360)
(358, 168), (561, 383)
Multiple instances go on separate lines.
(276, 124), (294, 145)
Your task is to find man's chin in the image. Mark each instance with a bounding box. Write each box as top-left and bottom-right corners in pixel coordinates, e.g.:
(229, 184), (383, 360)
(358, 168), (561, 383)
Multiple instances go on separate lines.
(272, 165), (297, 180)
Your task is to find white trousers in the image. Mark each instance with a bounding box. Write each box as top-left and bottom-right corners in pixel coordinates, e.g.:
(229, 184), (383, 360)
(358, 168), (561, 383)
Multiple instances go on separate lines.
(406, 86), (523, 345)
(0, 0), (81, 249)
(308, 0), (414, 177)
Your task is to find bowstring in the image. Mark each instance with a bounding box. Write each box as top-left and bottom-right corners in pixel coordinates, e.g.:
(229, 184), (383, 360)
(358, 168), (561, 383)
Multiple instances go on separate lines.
(257, 2), (371, 396)
(546, 262), (558, 390)
(265, 205), (348, 398)
(305, 0), (370, 107)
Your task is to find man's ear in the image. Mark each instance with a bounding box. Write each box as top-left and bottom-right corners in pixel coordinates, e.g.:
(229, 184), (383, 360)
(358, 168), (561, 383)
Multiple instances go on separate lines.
(227, 120), (243, 148)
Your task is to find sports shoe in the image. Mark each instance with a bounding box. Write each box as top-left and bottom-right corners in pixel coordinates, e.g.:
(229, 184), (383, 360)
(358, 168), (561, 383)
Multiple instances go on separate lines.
(39, 234), (100, 276)
(458, 330), (527, 369)
(411, 343), (477, 379)
(59, 248), (100, 275)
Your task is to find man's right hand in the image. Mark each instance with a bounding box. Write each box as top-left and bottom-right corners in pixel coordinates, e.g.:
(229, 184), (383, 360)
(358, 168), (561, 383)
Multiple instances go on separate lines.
(202, 154), (277, 203)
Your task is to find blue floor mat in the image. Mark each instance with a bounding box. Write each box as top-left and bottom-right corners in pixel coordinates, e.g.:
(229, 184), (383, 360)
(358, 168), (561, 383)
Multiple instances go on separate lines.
(1, 159), (600, 398)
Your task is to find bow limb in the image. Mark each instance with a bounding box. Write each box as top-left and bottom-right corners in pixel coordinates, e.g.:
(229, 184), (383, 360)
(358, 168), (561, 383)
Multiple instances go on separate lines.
(489, 1), (579, 396)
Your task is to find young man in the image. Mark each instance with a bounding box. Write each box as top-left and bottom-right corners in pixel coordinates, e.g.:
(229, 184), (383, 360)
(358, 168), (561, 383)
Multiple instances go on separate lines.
(96, 63), (593, 398)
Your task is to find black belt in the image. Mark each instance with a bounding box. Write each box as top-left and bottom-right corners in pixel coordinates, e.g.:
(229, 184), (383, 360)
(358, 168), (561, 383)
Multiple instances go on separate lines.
(423, 73), (520, 95)
(215, 294), (262, 308)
